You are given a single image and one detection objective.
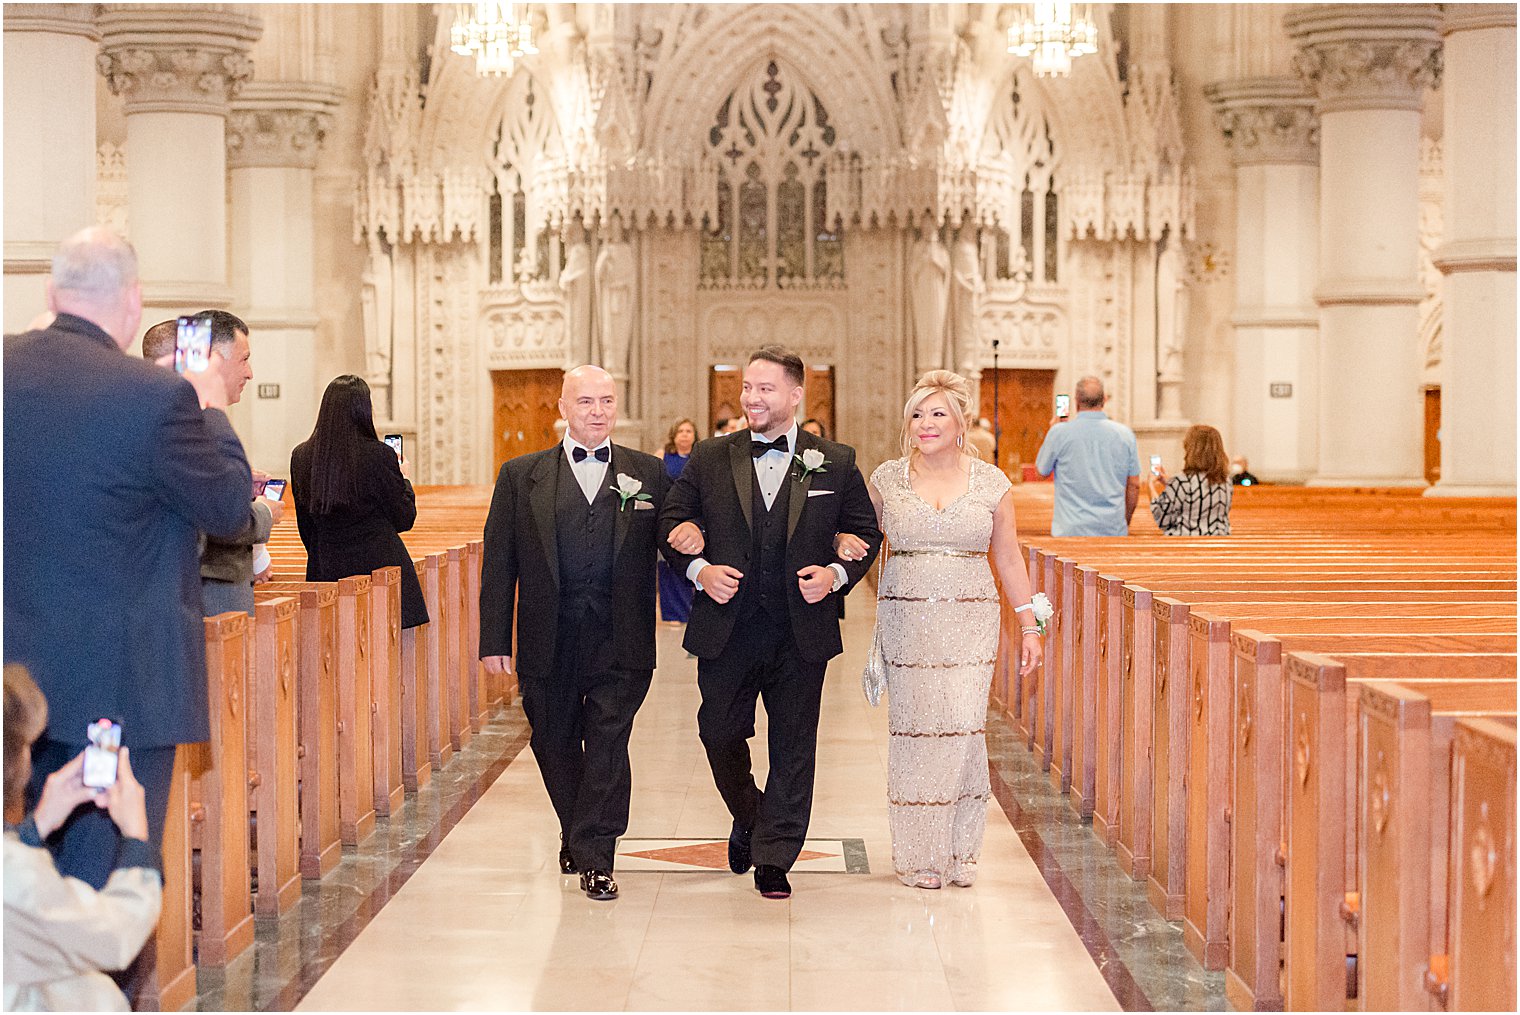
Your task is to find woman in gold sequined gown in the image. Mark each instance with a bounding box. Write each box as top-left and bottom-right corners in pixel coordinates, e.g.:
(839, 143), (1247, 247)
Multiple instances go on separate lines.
(852, 371), (1043, 889)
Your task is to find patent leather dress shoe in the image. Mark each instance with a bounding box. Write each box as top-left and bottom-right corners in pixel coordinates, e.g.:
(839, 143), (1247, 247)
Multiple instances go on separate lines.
(728, 821), (754, 875)
(558, 847), (578, 875)
(754, 864), (791, 900)
(580, 869), (618, 901)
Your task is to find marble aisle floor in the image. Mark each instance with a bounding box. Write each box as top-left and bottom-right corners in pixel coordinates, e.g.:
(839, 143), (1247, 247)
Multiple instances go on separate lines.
(292, 606), (1133, 1013)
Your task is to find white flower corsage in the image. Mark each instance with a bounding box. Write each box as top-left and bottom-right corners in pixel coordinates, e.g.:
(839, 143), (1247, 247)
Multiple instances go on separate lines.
(610, 472), (651, 511)
(794, 448), (828, 479)
(1017, 592), (1055, 635)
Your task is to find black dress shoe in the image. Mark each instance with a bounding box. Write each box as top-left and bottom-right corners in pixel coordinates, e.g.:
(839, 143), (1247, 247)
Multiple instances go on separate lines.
(754, 864), (791, 899)
(558, 847), (578, 875)
(728, 821), (753, 874)
(580, 869), (618, 901)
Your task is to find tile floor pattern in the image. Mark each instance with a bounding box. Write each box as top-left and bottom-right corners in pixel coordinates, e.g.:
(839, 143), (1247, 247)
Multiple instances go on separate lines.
(292, 612), (1129, 1013)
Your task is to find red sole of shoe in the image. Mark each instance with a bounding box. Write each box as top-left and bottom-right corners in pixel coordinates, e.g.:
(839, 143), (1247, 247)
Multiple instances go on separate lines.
(759, 891), (791, 899)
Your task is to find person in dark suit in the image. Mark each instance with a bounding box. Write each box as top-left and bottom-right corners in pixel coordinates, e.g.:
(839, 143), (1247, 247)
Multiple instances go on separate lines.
(660, 345), (882, 900)
(479, 365), (671, 901)
(289, 375), (429, 629)
(3, 227), (252, 893)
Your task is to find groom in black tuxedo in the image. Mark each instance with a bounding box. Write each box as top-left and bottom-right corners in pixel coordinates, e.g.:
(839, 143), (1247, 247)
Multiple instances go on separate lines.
(480, 365), (670, 901)
(660, 345), (881, 899)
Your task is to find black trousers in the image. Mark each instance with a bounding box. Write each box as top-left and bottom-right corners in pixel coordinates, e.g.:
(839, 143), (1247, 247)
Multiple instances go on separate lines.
(696, 610), (827, 871)
(26, 736), (177, 888)
(519, 608), (652, 871)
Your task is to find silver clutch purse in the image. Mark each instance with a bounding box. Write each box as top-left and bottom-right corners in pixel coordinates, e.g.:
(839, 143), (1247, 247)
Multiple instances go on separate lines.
(862, 621), (886, 707)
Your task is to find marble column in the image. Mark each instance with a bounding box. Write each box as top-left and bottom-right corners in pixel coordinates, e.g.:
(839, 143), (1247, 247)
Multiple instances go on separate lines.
(226, 81), (339, 474)
(1287, 4), (1441, 486)
(1205, 77), (1320, 483)
(1428, 5), (1516, 497)
(97, 4), (262, 331)
(3, 5), (100, 331)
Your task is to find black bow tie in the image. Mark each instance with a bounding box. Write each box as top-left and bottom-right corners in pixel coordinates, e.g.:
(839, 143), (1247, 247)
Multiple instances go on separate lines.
(751, 435), (790, 458)
(572, 445), (609, 463)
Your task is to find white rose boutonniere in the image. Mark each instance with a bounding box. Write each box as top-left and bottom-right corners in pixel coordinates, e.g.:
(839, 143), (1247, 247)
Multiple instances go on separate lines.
(1030, 592), (1054, 635)
(794, 448), (828, 479)
(610, 473), (652, 511)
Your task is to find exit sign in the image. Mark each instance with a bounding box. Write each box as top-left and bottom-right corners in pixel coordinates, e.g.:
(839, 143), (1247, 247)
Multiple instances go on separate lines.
(1269, 382), (1293, 398)
(258, 383), (281, 399)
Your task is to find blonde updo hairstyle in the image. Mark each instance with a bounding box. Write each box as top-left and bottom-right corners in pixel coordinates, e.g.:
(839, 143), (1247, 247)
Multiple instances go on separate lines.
(901, 370), (980, 460)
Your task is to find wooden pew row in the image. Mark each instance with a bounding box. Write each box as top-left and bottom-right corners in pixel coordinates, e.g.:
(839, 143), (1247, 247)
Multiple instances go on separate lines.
(1355, 684), (1517, 1012)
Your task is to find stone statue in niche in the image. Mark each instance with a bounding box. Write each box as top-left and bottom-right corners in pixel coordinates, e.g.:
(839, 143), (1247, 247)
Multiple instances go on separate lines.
(560, 221), (593, 369)
(950, 222), (984, 388)
(360, 235), (393, 418)
(1156, 233), (1186, 420)
(908, 213), (950, 377)
(595, 216), (637, 404)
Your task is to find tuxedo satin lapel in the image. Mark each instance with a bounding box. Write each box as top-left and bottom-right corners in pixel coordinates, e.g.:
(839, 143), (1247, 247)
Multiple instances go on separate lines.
(786, 430), (814, 541)
(611, 446), (634, 560)
(529, 450), (561, 588)
(729, 436), (754, 532)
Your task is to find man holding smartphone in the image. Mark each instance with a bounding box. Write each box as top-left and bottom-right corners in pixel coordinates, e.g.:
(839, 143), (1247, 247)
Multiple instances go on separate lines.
(142, 311), (283, 615)
(1034, 375), (1141, 536)
(4, 229), (251, 929)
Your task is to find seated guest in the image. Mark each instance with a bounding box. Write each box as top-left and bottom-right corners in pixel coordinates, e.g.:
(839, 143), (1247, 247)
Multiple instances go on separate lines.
(1230, 455), (1260, 486)
(800, 417), (827, 439)
(290, 375), (429, 629)
(4, 665), (161, 1013)
(659, 418), (697, 625)
(1149, 424), (1233, 536)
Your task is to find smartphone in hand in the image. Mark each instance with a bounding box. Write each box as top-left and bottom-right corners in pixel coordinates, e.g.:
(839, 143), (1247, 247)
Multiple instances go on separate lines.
(82, 718), (122, 790)
(262, 478), (287, 502)
(1055, 393), (1070, 419)
(384, 434), (403, 460)
(1150, 454), (1163, 476)
(174, 315), (212, 375)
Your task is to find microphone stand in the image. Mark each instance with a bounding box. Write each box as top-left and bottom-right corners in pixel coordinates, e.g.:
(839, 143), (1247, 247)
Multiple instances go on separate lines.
(991, 338), (1001, 470)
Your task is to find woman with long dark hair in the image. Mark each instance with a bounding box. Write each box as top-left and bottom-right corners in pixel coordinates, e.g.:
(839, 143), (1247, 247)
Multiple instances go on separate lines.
(290, 375), (428, 628)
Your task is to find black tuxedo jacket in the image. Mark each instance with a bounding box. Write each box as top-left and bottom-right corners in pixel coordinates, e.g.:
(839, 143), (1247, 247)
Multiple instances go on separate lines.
(3, 314), (253, 747)
(479, 443), (670, 679)
(659, 428), (882, 663)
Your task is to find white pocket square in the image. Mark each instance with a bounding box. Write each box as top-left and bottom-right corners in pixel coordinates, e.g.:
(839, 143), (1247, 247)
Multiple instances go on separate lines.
(806, 489), (835, 498)
(633, 500), (655, 510)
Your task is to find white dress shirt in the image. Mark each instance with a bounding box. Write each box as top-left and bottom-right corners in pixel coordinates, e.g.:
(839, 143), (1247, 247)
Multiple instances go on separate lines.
(685, 421), (847, 593)
(562, 435), (612, 504)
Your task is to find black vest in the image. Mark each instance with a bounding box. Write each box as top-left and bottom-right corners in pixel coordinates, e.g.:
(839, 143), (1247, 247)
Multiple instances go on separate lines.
(743, 459), (792, 620)
(555, 453), (616, 621)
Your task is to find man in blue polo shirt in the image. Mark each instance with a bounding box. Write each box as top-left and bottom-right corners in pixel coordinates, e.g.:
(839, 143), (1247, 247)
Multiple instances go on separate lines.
(1035, 376), (1141, 536)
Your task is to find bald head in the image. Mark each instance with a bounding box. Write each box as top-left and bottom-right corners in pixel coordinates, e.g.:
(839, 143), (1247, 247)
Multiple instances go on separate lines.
(559, 364), (617, 447)
(46, 227), (142, 349)
(1074, 375), (1106, 411)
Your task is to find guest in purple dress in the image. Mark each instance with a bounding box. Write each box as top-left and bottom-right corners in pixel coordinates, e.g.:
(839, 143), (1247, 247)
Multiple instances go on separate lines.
(658, 418), (697, 623)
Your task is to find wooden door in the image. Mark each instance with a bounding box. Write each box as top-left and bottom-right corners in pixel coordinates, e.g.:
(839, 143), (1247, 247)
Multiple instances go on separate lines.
(707, 363), (836, 438)
(492, 368), (563, 467)
(980, 369), (1057, 476)
(1424, 386), (1441, 485)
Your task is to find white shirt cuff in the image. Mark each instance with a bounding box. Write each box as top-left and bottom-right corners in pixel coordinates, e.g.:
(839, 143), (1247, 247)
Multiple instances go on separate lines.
(686, 558), (710, 589)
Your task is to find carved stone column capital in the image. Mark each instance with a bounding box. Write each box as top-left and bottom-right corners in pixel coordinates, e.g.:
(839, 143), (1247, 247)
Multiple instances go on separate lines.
(97, 4), (262, 115)
(227, 81), (341, 169)
(1285, 4), (1442, 113)
(2, 3), (101, 41)
(1204, 77), (1320, 166)
(1443, 4), (1516, 36)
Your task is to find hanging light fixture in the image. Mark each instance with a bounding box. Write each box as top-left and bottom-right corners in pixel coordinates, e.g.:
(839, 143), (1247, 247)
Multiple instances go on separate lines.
(450, 3), (537, 78)
(1007, 2), (1099, 78)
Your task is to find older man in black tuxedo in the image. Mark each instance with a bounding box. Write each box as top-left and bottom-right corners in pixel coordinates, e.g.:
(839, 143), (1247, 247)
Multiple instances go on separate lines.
(660, 345), (882, 900)
(4, 227), (252, 890)
(479, 365), (672, 901)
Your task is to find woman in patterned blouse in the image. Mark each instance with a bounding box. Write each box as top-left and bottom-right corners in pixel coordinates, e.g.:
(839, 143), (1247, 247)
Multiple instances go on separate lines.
(1149, 424), (1233, 535)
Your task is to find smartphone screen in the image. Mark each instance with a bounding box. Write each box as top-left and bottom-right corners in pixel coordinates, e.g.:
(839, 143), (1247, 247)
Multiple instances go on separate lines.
(1055, 393), (1070, 418)
(263, 479), (287, 502)
(174, 315), (212, 374)
(1150, 454), (1163, 476)
(82, 718), (122, 790)
(384, 434), (403, 460)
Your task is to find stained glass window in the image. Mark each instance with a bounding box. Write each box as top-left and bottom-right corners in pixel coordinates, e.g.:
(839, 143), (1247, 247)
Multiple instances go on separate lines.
(738, 162), (767, 281)
(814, 178), (842, 280)
(488, 178), (503, 285)
(777, 163), (806, 281)
(1045, 181), (1059, 283)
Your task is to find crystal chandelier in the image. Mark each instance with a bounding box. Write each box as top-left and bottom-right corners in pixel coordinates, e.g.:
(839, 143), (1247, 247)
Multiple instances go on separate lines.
(449, 3), (537, 78)
(1007, 2), (1099, 78)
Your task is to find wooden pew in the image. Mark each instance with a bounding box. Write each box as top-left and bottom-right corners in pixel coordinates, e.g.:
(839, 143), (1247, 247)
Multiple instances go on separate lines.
(335, 575), (376, 846)
(152, 746), (196, 1010)
(190, 612), (253, 966)
(422, 553), (454, 768)
(249, 597), (301, 916)
(369, 566), (406, 817)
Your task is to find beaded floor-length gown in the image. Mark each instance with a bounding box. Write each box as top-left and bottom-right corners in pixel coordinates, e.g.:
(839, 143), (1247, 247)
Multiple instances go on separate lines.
(871, 456), (1011, 886)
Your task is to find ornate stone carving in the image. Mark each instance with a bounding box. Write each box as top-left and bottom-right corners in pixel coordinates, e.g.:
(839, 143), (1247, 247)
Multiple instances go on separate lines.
(97, 6), (262, 115)
(1285, 5), (1443, 113)
(1205, 78), (1319, 166)
(96, 142), (129, 238)
(1418, 136), (1444, 378)
(227, 81), (337, 170)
